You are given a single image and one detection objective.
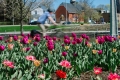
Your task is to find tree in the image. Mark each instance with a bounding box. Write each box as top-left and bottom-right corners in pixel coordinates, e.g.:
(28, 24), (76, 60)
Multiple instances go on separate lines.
(40, 0), (55, 9)
(0, 0), (37, 34)
(97, 4), (110, 11)
(90, 10), (101, 21)
(78, 0), (95, 22)
(0, 0), (56, 34)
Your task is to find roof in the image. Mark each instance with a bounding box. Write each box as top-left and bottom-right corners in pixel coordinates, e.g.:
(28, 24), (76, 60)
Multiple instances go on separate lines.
(59, 2), (82, 13)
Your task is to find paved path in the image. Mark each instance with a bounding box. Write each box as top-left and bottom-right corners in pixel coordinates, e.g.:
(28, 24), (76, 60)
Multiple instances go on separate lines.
(0, 30), (119, 35)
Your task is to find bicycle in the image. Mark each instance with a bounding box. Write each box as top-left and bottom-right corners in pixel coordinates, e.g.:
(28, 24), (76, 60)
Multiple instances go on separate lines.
(30, 25), (65, 38)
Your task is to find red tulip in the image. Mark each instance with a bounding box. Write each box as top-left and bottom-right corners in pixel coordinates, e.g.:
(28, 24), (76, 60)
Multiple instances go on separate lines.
(56, 70), (66, 79)
(108, 73), (120, 80)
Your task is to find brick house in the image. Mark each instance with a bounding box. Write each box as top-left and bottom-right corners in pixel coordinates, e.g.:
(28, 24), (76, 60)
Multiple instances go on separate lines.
(55, 1), (84, 23)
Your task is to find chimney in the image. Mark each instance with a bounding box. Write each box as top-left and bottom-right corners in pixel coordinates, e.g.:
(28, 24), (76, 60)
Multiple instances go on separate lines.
(70, 0), (76, 4)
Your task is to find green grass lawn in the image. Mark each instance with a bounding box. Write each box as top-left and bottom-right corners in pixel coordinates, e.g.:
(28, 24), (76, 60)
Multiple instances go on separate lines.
(0, 25), (67, 32)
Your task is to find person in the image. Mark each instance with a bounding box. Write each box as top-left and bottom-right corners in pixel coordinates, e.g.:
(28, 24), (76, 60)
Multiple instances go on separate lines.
(37, 8), (58, 36)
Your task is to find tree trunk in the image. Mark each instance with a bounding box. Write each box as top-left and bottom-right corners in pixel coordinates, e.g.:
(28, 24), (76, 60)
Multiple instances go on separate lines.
(20, 20), (23, 35)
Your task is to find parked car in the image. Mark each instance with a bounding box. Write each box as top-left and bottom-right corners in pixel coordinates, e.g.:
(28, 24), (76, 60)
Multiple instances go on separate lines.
(62, 21), (71, 25)
(28, 21), (38, 25)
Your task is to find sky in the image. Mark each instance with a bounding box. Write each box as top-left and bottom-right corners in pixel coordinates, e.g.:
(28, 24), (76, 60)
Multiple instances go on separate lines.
(53, 0), (110, 10)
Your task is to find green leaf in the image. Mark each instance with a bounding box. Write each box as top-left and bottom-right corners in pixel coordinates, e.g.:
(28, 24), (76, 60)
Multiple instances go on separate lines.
(11, 70), (18, 79)
(0, 74), (3, 80)
(27, 73), (32, 80)
(19, 76), (27, 80)
(18, 70), (22, 79)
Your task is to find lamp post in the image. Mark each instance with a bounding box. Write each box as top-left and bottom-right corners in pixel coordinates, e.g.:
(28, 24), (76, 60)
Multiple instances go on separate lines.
(110, 0), (118, 37)
(65, 0), (67, 25)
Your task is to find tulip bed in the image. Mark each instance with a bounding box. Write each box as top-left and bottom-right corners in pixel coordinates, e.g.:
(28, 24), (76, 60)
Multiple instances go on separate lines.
(0, 33), (120, 80)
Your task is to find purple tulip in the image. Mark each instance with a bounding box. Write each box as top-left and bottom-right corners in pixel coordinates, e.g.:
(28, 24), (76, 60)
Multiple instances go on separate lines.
(81, 34), (87, 38)
(72, 41), (77, 45)
(47, 40), (54, 45)
(47, 45), (54, 51)
(9, 34), (13, 37)
(85, 36), (90, 41)
(44, 36), (50, 40)
(0, 36), (4, 40)
(98, 50), (102, 54)
(13, 35), (18, 41)
(0, 45), (5, 51)
(64, 35), (70, 40)
(52, 37), (57, 41)
(64, 39), (70, 44)
(62, 52), (67, 56)
(72, 33), (77, 37)
(27, 34), (30, 38)
(43, 58), (49, 64)
(76, 38), (82, 44)
(21, 33), (25, 37)
(21, 37), (28, 44)
(61, 43), (65, 47)
(26, 47), (30, 51)
(35, 36), (40, 42)
(35, 34), (40, 37)
(73, 53), (78, 57)
(33, 42), (38, 46)
(85, 41), (88, 45)
(98, 38), (105, 44)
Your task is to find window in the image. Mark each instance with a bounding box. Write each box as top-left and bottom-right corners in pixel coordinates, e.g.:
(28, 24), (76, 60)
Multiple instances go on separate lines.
(35, 11), (37, 14)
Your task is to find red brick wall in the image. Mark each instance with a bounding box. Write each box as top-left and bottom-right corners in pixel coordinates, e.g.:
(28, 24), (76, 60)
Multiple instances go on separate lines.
(55, 6), (84, 23)
(55, 6), (68, 23)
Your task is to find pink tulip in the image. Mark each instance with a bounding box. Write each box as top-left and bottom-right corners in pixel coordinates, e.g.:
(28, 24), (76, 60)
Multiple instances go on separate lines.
(93, 67), (102, 75)
(59, 60), (72, 68)
(3, 60), (14, 68)
(25, 55), (36, 61)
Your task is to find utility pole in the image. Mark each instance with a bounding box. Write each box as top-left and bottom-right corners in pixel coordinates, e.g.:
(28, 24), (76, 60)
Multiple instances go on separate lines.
(110, 0), (118, 37)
